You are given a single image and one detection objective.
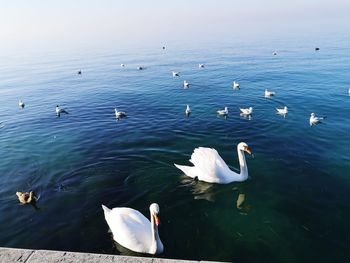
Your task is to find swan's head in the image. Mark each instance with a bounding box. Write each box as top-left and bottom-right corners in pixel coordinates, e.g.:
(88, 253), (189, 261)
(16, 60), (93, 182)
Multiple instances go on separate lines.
(311, 112), (315, 117)
(284, 106), (288, 110)
(225, 107), (228, 111)
(238, 142), (252, 155)
(150, 203), (161, 226)
(249, 107), (253, 111)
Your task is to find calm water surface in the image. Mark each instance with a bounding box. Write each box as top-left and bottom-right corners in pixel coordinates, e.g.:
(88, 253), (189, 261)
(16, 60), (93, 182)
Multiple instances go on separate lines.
(0, 41), (350, 262)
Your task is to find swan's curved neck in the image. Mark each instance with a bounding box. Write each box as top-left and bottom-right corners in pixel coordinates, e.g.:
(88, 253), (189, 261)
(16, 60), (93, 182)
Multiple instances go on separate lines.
(237, 148), (248, 181)
(150, 213), (162, 254)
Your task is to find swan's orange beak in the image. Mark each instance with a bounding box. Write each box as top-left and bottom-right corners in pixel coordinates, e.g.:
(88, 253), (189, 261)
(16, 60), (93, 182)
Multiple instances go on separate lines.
(244, 147), (252, 155)
(154, 215), (160, 226)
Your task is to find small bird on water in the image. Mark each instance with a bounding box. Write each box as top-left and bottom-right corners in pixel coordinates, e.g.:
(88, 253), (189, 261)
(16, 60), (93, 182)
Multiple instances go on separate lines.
(276, 106), (288, 115)
(310, 112), (326, 126)
(115, 108), (127, 119)
(56, 105), (69, 117)
(183, 80), (190, 88)
(217, 107), (228, 116)
(185, 105), (191, 116)
(19, 100), (25, 108)
(240, 107), (253, 115)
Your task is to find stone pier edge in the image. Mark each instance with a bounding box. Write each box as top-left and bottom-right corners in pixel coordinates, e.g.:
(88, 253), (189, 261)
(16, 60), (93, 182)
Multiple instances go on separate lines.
(0, 247), (226, 263)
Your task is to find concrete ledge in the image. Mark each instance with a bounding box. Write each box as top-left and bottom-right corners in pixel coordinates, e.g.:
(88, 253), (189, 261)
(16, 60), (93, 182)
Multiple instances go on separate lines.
(0, 247), (224, 263)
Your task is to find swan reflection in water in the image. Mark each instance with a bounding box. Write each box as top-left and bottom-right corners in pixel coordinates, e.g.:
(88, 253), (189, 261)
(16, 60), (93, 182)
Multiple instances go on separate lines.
(179, 176), (218, 202)
(235, 192), (252, 213)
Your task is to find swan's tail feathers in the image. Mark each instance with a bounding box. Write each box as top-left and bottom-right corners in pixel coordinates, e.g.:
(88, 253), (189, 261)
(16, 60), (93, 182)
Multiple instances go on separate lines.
(174, 164), (196, 178)
(102, 204), (111, 214)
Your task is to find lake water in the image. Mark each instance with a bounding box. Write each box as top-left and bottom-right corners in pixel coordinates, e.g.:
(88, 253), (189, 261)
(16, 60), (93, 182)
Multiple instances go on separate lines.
(0, 40), (350, 262)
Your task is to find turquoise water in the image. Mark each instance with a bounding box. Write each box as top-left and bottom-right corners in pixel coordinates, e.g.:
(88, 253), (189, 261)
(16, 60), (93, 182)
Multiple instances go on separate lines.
(0, 41), (350, 262)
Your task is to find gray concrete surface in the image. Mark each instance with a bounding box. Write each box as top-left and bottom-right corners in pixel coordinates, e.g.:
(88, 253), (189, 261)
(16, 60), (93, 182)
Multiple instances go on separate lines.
(0, 247), (225, 263)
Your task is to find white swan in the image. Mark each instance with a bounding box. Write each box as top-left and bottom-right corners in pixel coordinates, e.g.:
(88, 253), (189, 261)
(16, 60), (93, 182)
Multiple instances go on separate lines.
(183, 80), (189, 88)
(56, 105), (69, 117)
(172, 71), (180, 77)
(276, 106), (288, 115)
(102, 203), (163, 255)
(217, 107), (228, 116)
(233, 81), (240, 89)
(115, 108), (127, 119)
(174, 142), (252, 184)
(198, 64), (205, 68)
(19, 100), (25, 108)
(240, 107), (253, 115)
(265, 89), (275, 97)
(185, 105), (191, 116)
(310, 112), (325, 126)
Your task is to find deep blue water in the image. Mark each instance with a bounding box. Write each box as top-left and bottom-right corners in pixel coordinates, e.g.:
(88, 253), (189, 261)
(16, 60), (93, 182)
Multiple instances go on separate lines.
(0, 41), (350, 262)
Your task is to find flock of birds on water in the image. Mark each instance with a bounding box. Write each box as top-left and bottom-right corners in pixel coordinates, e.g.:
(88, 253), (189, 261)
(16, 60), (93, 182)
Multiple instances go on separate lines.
(13, 46), (350, 256)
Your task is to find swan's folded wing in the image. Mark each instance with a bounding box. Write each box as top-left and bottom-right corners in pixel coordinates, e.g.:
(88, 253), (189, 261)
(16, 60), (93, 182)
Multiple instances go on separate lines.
(189, 147), (230, 182)
(108, 208), (152, 253)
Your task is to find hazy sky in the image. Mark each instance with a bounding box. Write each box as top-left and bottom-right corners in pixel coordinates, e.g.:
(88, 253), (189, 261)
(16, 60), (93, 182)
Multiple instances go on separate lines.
(1, 0), (349, 51)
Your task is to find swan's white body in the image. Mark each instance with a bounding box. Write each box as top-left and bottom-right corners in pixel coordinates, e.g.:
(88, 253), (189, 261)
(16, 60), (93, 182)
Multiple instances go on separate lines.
(185, 105), (191, 115)
(198, 64), (205, 68)
(233, 81), (240, 89)
(217, 107), (228, 116)
(183, 80), (189, 88)
(265, 89), (275, 97)
(115, 108), (127, 119)
(172, 71), (180, 77)
(310, 112), (325, 126)
(56, 105), (68, 116)
(19, 100), (25, 108)
(102, 203), (163, 255)
(174, 142), (252, 184)
(240, 107), (253, 115)
(276, 106), (288, 115)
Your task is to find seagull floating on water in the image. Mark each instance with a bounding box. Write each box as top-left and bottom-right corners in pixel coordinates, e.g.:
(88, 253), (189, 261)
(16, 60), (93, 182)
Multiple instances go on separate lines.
(183, 80), (190, 88)
(240, 107), (253, 115)
(265, 89), (276, 97)
(115, 108), (127, 119)
(120, 64), (125, 67)
(77, 70), (82, 75)
(233, 81), (240, 89)
(185, 105), (191, 116)
(217, 107), (228, 116)
(137, 66), (144, 70)
(198, 64), (205, 68)
(172, 71), (180, 77)
(56, 105), (69, 117)
(276, 106), (288, 115)
(310, 112), (326, 126)
(19, 100), (25, 108)
(273, 51), (277, 56)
